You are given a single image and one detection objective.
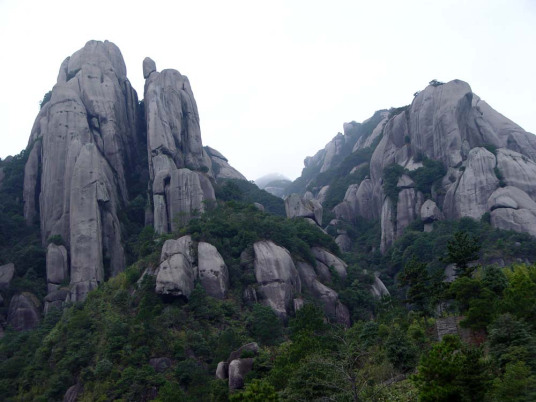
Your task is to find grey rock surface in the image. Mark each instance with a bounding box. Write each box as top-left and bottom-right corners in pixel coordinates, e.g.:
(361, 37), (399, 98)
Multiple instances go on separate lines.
(253, 241), (301, 318)
(44, 288), (70, 314)
(228, 358), (254, 390)
(216, 362), (229, 379)
(311, 247), (348, 279)
(46, 244), (69, 292)
(370, 274), (390, 298)
(156, 236), (196, 298)
(285, 193), (323, 225)
(198, 242), (229, 299)
(23, 40), (140, 301)
(204, 146), (246, 181)
(144, 62), (216, 233)
(7, 293), (41, 331)
(0, 263), (15, 290)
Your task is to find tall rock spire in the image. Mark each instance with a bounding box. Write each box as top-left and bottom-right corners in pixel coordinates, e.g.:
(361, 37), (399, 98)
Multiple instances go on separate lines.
(23, 40), (140, 301)
(143, 57), (215, 233)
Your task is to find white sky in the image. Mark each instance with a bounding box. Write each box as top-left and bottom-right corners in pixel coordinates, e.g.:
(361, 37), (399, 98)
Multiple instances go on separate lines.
(0, 0), (535, 181)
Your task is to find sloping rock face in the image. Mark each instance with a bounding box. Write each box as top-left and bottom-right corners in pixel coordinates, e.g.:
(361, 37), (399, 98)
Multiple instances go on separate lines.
(23, 40), (140, 301)
(285, 193), (323, 225)
(198, 242), (229, 299)
(296, 79), (536, 252)
(0, 263), (15, 290)
(253, 241), (301, 318)
(46, 244), (68, 293)
(296, 261), (350, 326)
(204, 146), (246, 181)
(156, 236), (196, 298)
(7, 293), (41, 331)
(143, 58), (216, 233)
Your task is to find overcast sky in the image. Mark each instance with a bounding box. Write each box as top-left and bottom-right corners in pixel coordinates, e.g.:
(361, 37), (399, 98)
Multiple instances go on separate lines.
(0, 0), (535, 181)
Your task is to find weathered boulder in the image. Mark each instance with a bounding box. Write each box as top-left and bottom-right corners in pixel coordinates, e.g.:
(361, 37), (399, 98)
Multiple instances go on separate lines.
(142, 57), (156, 79)
(46, 243), (69, 292)
(198, 242), (229, 299)
(380, 197), (396, 253)
(496, 148), (536, 200)
(296, 262), (350, 326)
(335, 233), (352, 252)
(204, 146), (246, 181)
(285, 193), (323, 225)
(228, 342), (260, 362)
(489, 187), (536, 236)
(63, 383), (83, 402)
(333, 179), (376, 222)
(311, 247), (347, 280)
(149, 357), (172, 373)
(155, 254), (195, 299)
(156, 236), (196, 298)
(253, 202), (265, 212)
(420, 199), (443, 222)
(228, 358), (254, 390)
(44, 288), (70, 314)
(396, 188), (422, 237)
(253, 241), (301, 318)
(370, 274), (390, 299)
(216, 362), (229, 379)
(7, 293), (41, 331)
(444, 147), (498, 219)
(0, 263), (15, 290)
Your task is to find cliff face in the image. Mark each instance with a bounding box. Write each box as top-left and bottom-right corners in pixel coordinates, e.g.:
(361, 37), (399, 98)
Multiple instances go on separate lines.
(23, 40), (140, 301)
(143, 57), (216, 234)
(291, 80), (536, 251)
(22, 41), (245, 302)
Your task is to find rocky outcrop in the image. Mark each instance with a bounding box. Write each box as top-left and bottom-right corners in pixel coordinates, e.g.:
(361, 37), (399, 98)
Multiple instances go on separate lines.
(149, 357), (172, 373)
(198, 242), (229, 299)
(296, 261), (350, 326)
(0, 263), (15, 290)
(46, 244), (69, 293)
(155, 236), (196, 299)
(311, 247), (348, 280)
(144, 58), (215, 233)
(216, 343), (259, 390)
(296, 79), (536, 252)
(370, 273), (390, 299)
(285, 193), (323, 225)
(253, 241), (301, 318)
(420, 199), (443, 232)
(204, 146), (246, 181)
(44, 288), (70, 314)
(488, 187), (536, 236)
(7, 293), (41, 331)
(23, 40), (141, 301)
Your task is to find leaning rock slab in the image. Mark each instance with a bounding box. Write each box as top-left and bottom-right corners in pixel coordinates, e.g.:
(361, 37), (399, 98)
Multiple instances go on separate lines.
(198, 242), (229, 299)
(253, 241), (301, 318)
(311, 247), (347, 280)
(228, 358), (254, 390)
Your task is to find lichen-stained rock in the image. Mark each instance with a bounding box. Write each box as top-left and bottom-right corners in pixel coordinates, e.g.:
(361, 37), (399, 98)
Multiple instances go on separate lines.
(310, 247), (347, 280)
(396, 188), (418, 237)
(285, 193), (323, 225)
(156, 236), (196, 299)
(198, 242), (229, 299)
(0, 263), (15, 290)
(253, 241), (301, 318)
(204, 146), (246, 181)
(421, 199), (443, 232)
(444, 147), (498, 219)
(7, 292), (41, 331)
(46, 244), (69, 293)
(333, 178), (377, 222)
(23, 40), (140, 301)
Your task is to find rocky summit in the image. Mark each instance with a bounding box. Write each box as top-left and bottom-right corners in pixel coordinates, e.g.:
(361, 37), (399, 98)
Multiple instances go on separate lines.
(1, 41), (536, 401)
